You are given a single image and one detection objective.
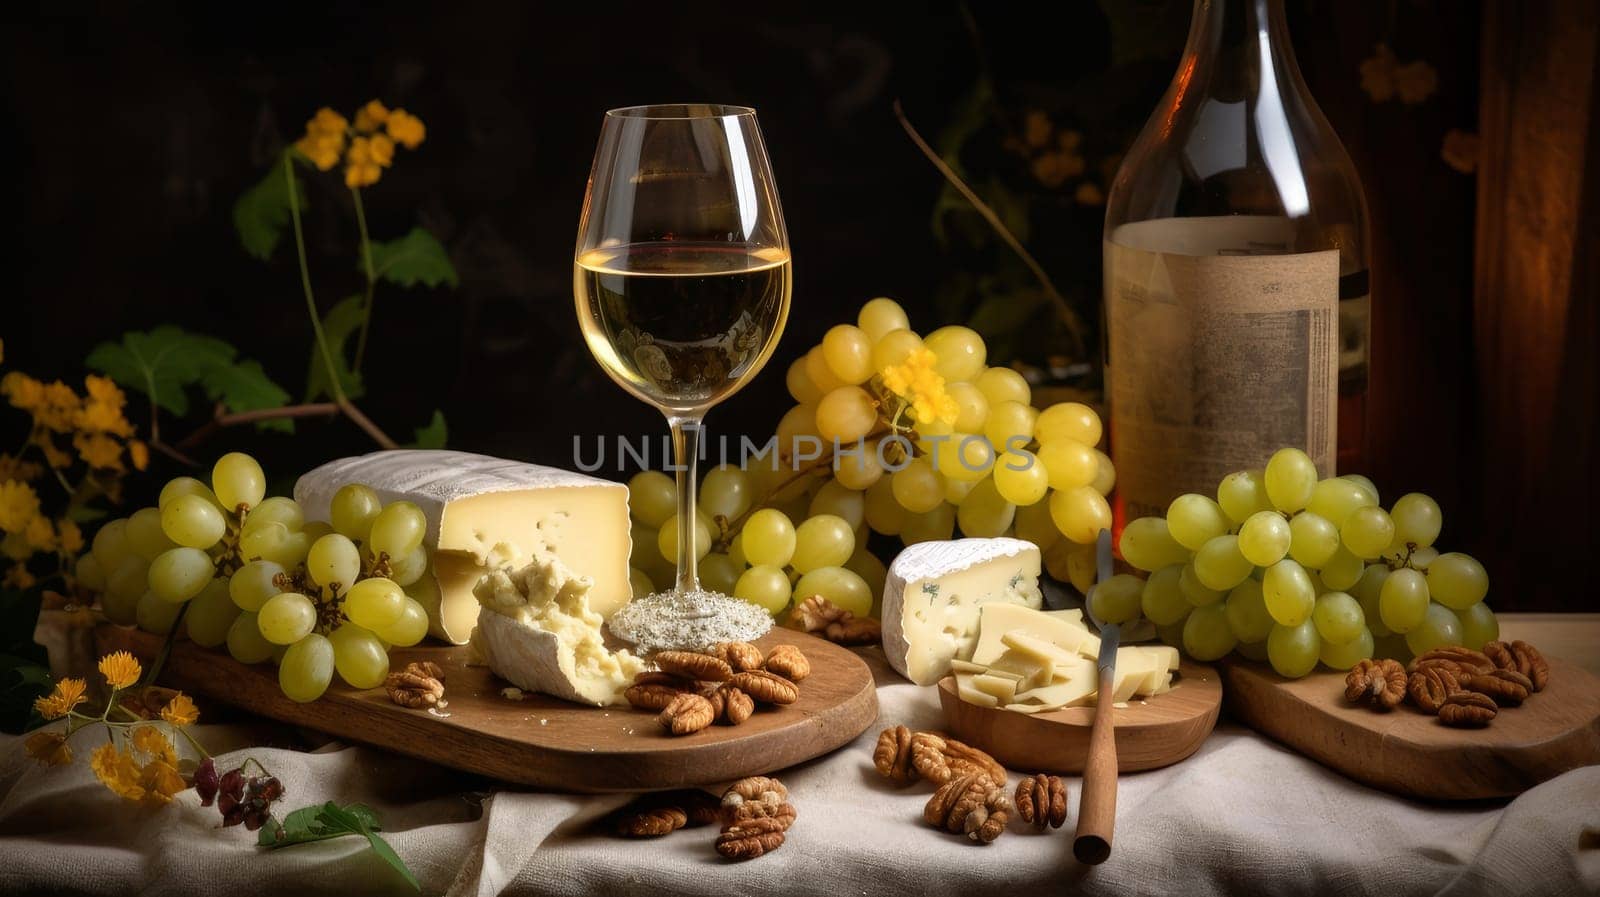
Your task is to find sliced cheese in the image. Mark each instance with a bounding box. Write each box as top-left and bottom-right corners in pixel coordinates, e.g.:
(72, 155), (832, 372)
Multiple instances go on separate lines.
(1000, 630), (1083, 669)
(971, 673), (1022, 704)
(1012, 675), (1097, 711)
(296, 450), (632, 643)
(1143, 645), (1181, 672)
(948, 658), (991, 675)
(955, 673), (1000, 707)
(972, 604), (1099, 666)
(987, 649), (1053, 693)
(1099, 647), (1157, 704)
(881, 538), (1042, 685)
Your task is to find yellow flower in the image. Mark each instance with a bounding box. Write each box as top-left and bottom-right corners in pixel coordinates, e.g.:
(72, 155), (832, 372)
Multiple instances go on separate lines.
(24, 730), (72, 767)
(354, 99), (390, 132)
(345, 152), (383, 189)
(0, 480), (40, 533)
(3, 562), (35, 589)
(76, 377), (135, 437)
(881, 349), (959, 426)
(159, 693), (199, 727)
(73, 433), (124, 471)
(127, 440), (149, 472)
(1, 372), (44, 413)
(385, 109), (426, 149)
(89, 742), (145, 802)
(306, 107), (348, 136)
(23, 515), (55, 552)
(130, 725), (177, 766)
(56, 518), (83, 555)
(1075, 182), (1105, 206)
(137, 758), (186, 807)
(35, 382), (81, 433)
(296, 107), (349, 172)
(368, 133), (395, 168)
(33, 677), (87, 720)
(99, 651), (141, 690)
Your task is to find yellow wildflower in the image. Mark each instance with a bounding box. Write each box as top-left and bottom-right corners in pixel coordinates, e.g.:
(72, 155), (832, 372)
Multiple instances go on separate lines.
(345, 136), (383, 189)
(23, 515), (55, 552)
(0, 454), (44, 483)
(127, 440), (149, 471)
(73, 433), (124, 471)
(385, 109), (426, 149)
(138, 758), (186, 807)
(130, 725), (177, 766)
(0, 480), (40, 533)
(881, 349), (959, 426)
(296, 107), (349, 172)
(159, 693), (199, 727)
(35, 382), (81, 433)
(89, 742), (145, 802)
(99, 651), (141, 690)
(354, 99), (390, 132)
(369, 133), (395, 168)
(76, 377), (135, 437)
(3, 562), (35, 589)
(33, 677), (87, 720)
(1, 372), (44, 413)
(56, 518), (83, 555)
(24, 730), (72, 767)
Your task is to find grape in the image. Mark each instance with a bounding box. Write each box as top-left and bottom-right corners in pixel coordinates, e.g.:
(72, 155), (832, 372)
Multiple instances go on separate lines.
(900, 502), (956, 545)
(91, 518), (132, 571)
(329, 624), (390, 689)
(1287, 512), (1341, 568)
(804, 346), (847, 394)
(127, 507), (177, 561)
(1389, 493), (1441, 548)
(657, 515), (712, 564)
(834, 443), (885, 491)
(794, 566), (873, 618)
(791, 515), (854, 573)
(1425, 552), (1488, 609)
(892, 458), (946, 514)
(368, 501), (427, 559)
(982, 401), (1037, 451)
(1378, 568), (1429, 633)
(1312, 591), (1365, 644)
(148, 547), (216, 603)
(693, 552), (739, 596)
(847, 549), (888, 613)
(864, 478), (908, 535)
(1453, 602), (1499, 649)
(947, 382), (989, 433)
(923, 325), (986, 382)
(329, 484), (383, 541)
(1306, 477), (1376, 528)
(935, 474), (970, 506)
(776, 403), (822, 458)
(1408, 546), (1440, 569)
(1091, 450), (1116, 496)
(857, 297), (911, 342)
(1237, 511), (1291, 567)
(1405, 602), (1463, 657)
(1183, 604), (1237, 661)
(1013, 499), (1059, 551)
(1089, 573), (1143, 624)
(871, 328), (924, 371)
(1320, 547), (1364, 591)
(1352, 564), (1393, 637)
(1141, 565), (1191, 626)
(280, 634), (334, 703)
(303, 521), (335, 543)
(1034, 402), (1101, 447)
(1320, 628), (1375, 670)
(375, 598), (430, 647)
(136, 590), (182, 634)
(734, 565), (791, 614)
(957, 478), (1015, 538)
(1192, 535), (1252, 591)
(702, 464), (752, 522)
(1217, 469), (1272, 524)
(1235, 639), (1269, 662)
(1166, 494), (1231, 551)
(1372, 632), (1412, 664)
(808, 480), (864, 530)
(344, 577), (405, 629)
(1262, 559), (1315, 626)
(816, 386), (877, 443)
(741, 509), (796, 567)
(159, 476), (221, 511)
(1048, 486), (1112, 544)
(1267, 620), (1321, 678)
(388, 545), (428, 587)
(822, 324), (874, 384)
(74, 554), (106, 592)
(1341, 506), (1396, 559)
(249, 496), (305, 533)
(240, 521), (309, 567)
(1038, 440), (1098, 491)
(1179, 563), (1226, 607)
(302, 534), (357, 590)
(227, 612), (277, 664)
(993, 452), (1049, 506)
(975, 367), (1030, 407)
(1118, 517), (1192, 572)
(627, 471), (677, 529)
(258, 592), (317, 645)
(212, 452), (266, 511)
(1263, 448), (1318, 512)
(186, 580), (240, 648)
(1341, 474), (1379, 503)
(628, 566), (654, 599)
(786, 356), (822, 405)
(103, 556), (149, 624)
(1224, 578), (1274, 643)
(230, 559), (285, 612)
(928, 433), (993, 483)
(155, 493), (224, 550)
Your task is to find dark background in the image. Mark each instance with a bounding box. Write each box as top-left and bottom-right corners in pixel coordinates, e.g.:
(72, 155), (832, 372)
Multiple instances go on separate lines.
(8, 1), (1580, 608)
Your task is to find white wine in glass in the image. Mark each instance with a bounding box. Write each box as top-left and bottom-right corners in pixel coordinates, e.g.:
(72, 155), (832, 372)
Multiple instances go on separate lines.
(574, 104), (791, 598)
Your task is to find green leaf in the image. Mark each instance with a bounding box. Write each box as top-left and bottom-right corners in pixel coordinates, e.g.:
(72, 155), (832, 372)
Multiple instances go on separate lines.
(86, 326), (235, 417)
(199, 358), (292, 433)
(67, 506), (109, 524)
(260, 803), (417, 892)
(0, 588), (50, 735)
(367, 228), (459, 289)
(360, 828), (419, 892)
(233, 154), (309, 261)
(303, 296), (367, 403)
(406, 410), (447, 449)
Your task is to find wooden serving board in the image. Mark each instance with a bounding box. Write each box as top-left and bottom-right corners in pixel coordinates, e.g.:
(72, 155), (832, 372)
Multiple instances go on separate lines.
(1219, 657), (1600, 800)
(936, 660), (1222, 773)
(95, 625), (878, 793)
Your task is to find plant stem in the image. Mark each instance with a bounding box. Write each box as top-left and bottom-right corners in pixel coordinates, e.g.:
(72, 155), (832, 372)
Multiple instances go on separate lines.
(141, 601), (189, 690)
(349, 187), (378, 374)
(174, 402), (341, 451)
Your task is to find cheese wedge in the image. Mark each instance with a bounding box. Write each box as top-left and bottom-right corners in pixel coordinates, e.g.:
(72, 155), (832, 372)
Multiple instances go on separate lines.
(296, 450), (632, 643)
(971, 604), (1099, 667)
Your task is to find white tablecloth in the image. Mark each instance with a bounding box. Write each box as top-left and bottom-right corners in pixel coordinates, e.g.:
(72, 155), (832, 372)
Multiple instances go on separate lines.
(0, 648), (1596, 896)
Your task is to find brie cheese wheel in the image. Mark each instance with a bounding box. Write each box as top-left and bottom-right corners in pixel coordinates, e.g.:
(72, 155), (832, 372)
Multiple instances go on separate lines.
(470, 550), (645, 706)
(881, 537), (1043, 685)
(295, 450), (632, 643)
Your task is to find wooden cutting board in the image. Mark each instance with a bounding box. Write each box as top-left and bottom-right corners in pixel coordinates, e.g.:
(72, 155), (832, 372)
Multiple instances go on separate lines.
(95, 625), (878, 793)
(1219, 656), (1600, 800)
(936, 660), (1222, 773)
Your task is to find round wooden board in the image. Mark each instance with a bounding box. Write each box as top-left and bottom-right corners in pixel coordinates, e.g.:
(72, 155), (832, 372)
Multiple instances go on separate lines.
(95, 625), (879, 793)
(936, 660), (1222, 773)
(1219, 655), (1600, 800)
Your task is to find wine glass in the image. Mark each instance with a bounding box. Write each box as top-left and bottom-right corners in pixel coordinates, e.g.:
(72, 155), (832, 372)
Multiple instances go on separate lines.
(574, 104), (791, 599)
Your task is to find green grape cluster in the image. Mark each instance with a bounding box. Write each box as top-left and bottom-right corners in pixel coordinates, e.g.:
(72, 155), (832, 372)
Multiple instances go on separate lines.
(1115, 447), (1495, 678)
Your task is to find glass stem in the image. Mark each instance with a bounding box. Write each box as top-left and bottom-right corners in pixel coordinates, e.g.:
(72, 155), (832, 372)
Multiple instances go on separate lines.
(668, 414), (704, 593)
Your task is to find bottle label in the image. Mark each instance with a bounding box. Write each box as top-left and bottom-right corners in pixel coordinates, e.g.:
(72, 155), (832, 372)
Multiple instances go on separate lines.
(1105, 216), (1339, 520)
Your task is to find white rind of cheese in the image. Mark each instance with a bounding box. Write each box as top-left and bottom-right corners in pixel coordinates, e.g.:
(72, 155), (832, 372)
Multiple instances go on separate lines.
(469, 550), (644, 706)
(295, 450), (632, 643)
(881, 537), (1042, 686)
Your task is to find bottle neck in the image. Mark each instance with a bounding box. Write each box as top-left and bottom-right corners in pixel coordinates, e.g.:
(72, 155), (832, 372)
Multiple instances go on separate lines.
(1178, 0), (1303, 102)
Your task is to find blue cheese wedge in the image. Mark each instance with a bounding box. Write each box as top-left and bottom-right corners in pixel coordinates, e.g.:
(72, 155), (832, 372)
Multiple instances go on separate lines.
(881, 537), (1043, 685)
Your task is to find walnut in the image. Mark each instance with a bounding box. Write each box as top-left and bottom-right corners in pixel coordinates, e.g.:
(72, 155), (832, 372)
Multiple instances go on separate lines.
(653, 651), (733, 683)
(873, 725), (918, 784)
(705, 684), (755, 725)
(1438, 691), (1497, 727)
(1410, 646), (1493, 675)
(924, 773), (1012, 844)
(729, 670), (800, 705)
(1463, 668), (1532, 706)
(1015, 774), (1068, 830)
(792, 595), (882, 645)
(763, 644), (811, 682)
(715, 816), (787, 860)
(657, 693), (715, 735)
(793, 595), (848, 631)
(713, 642), (765, 673)
(1408, 664), (1463, 714)
(1486, 640), (1549, 692)
(909, 732), (1007, 787)
(1345, 659), (1408, 710)
(384, 662), (445, 708)
(625, 672), (697, 711)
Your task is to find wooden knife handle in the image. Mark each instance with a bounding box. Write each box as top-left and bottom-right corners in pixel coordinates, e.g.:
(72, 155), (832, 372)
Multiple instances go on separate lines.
(1073, 664), (1118, 865)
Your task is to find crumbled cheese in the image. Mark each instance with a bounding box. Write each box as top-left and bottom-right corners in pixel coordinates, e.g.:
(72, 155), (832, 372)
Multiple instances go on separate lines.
(606, 589), (772, 653)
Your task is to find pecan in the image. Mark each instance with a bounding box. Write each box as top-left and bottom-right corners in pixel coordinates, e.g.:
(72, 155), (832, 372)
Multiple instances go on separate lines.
(726, 799), (797, 829)
(721, 775), (788, 812)
(657, 693), (715, 735)
(1486, 640), (1549, 692)
(763, 644), (811, 682)
(625, 672), (697, 711)
(909, 732), (1007, 787)
(793, 595), (881, 645)
(1015, 774), (1068, 830)
(705, 684), (755, 725)
(1410, 646), (1493, 675)
(652, 651), (733, 683)
(793, 595), (848, 631)
(1408, 664), (1463, 714)
(825, 616), (881, 645)
(384, 663), (445, 708)
(924, 773), (1012, 844)
(730, 670), (799, 705)
(873, 725), (918, 784)
(1438, 691), (1497, 727)
(679, 789), (724, 827)
(613, 803), (686, 837)
(716, 816), (787, 860)
(1345, 659), (1408, 710)
(713, 642), (765, 673)
(1463, 668), (1532, 706)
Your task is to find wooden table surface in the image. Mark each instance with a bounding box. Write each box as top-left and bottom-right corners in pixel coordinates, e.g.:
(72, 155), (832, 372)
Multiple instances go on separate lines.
(1497, 612), (1600, 675)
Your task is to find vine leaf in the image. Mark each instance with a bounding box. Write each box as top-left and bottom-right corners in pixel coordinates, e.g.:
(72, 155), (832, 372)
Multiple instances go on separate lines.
(199, 359), (293, 433)
(303, 296), (367, 403)
(86, 327), (289, 430)
(233, 153), (310, 261)
(259, 801), (418, 892)
(407, 410), (447, 449)
(367, 228), (459, 289)
(0, 587), (51, 735)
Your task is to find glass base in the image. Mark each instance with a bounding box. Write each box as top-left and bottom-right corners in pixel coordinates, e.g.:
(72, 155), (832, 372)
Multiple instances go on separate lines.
(606, 589), (773, 654)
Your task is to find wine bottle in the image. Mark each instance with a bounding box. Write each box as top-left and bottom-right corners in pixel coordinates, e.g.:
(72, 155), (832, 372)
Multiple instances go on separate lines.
(1103, 0), (1370, 522)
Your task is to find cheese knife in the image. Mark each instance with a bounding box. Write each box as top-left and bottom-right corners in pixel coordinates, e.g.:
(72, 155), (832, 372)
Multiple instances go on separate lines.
(1074, 528), (1118, 865)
